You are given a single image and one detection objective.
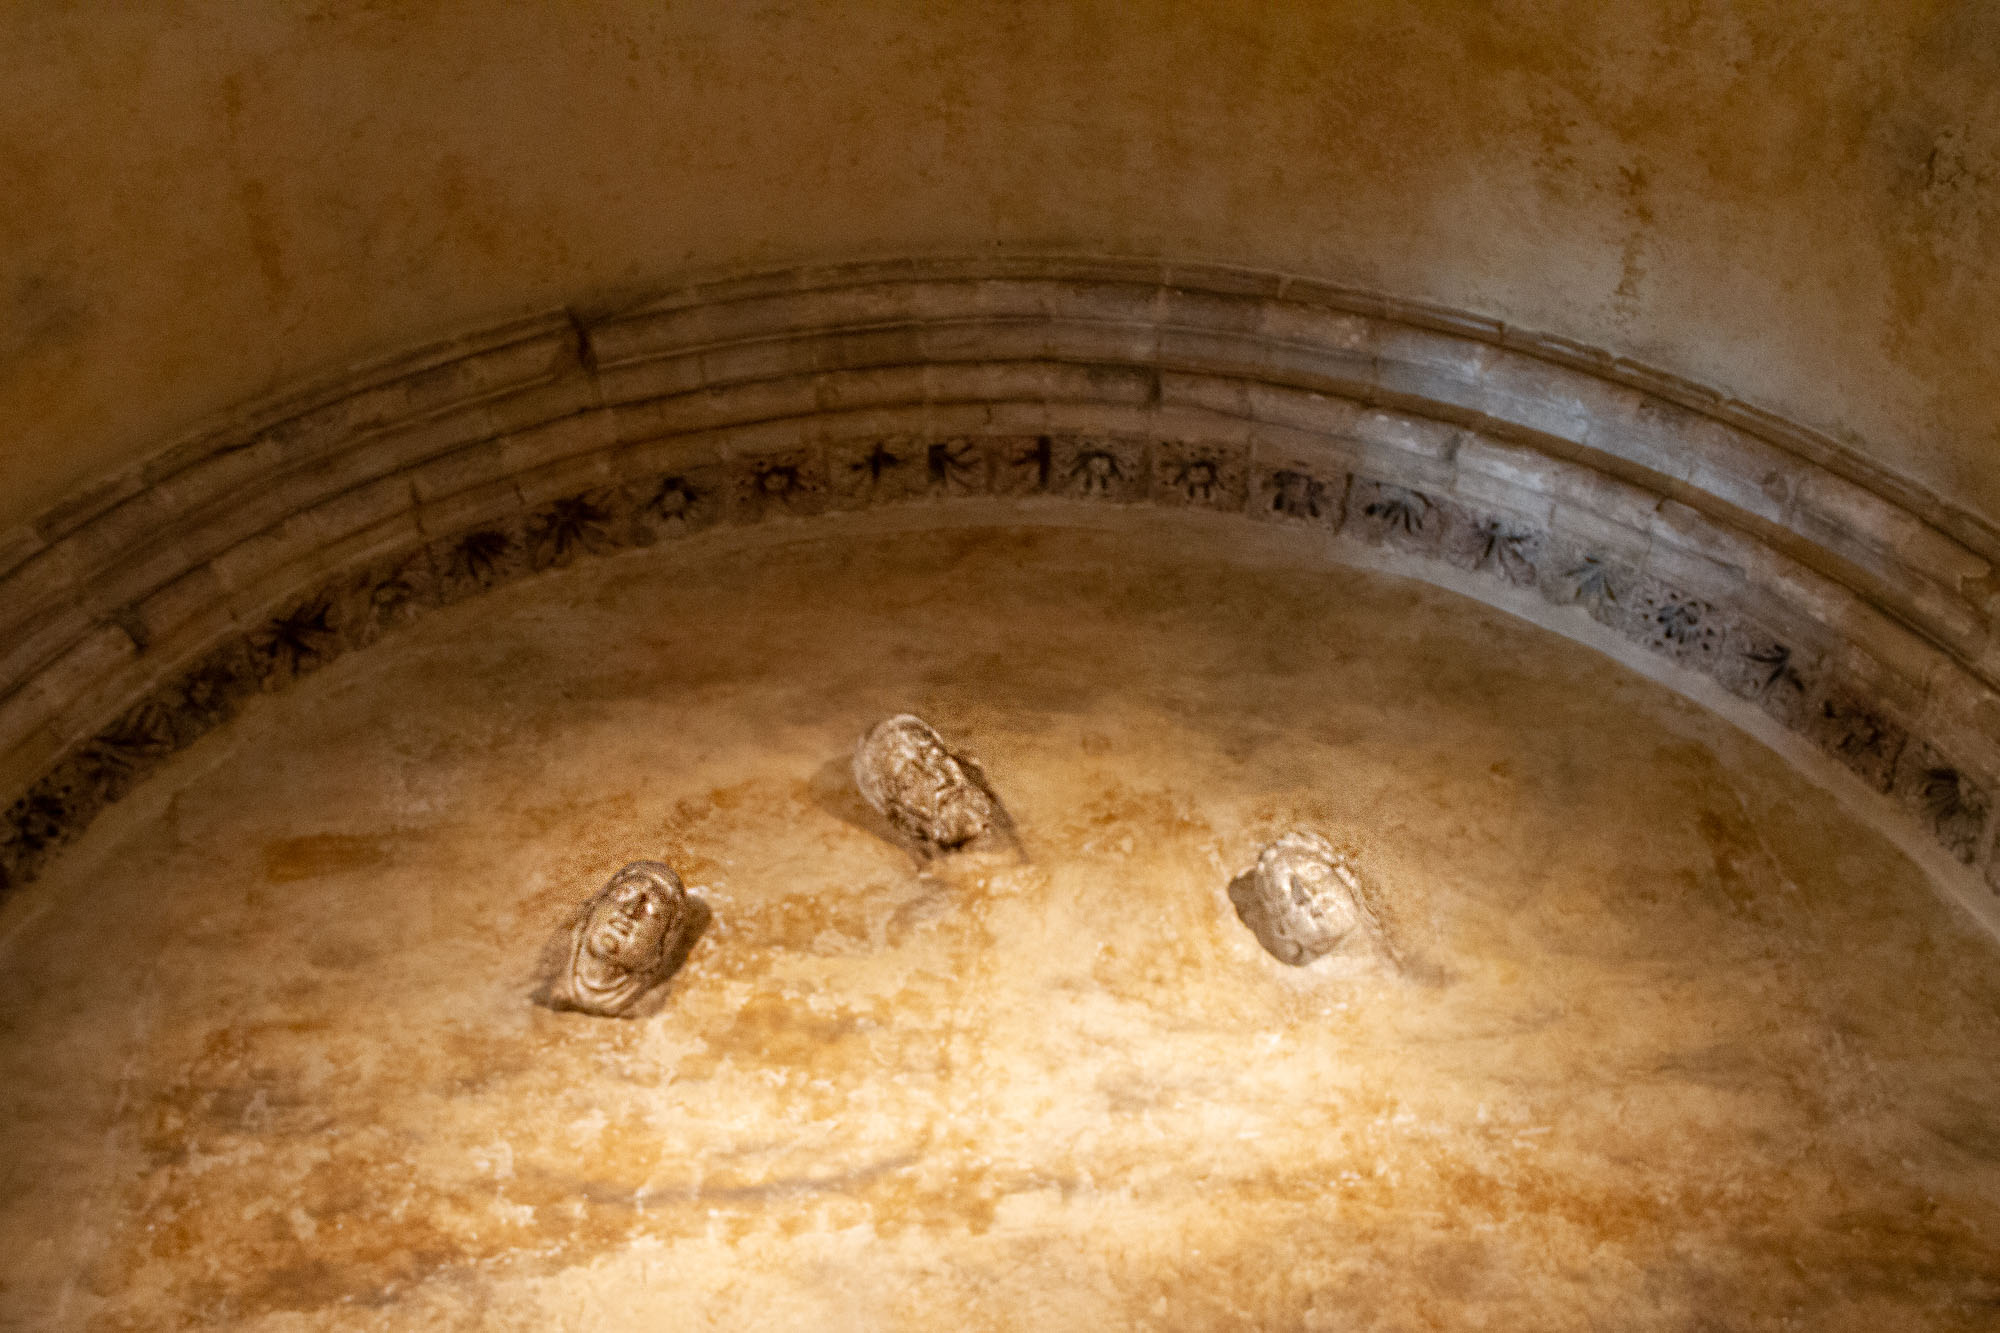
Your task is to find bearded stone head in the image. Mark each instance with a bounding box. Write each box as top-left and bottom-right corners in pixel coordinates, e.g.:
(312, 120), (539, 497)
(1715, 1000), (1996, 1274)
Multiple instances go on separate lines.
(852, 714), (999, 853)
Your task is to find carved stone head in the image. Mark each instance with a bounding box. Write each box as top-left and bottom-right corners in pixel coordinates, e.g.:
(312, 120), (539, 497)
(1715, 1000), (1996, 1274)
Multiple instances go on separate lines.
(549, 860), (691, 1016)
(852, 714), (997, 853)
(1228, 832), (1365, 966)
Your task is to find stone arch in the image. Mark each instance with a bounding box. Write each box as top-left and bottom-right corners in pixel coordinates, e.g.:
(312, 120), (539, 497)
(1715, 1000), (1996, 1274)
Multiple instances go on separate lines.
(3, 256), (1997, 934)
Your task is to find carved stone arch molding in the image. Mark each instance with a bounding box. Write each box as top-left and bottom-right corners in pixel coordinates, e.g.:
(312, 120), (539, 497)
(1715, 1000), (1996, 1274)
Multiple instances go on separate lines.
(4, 256), (2000, 936)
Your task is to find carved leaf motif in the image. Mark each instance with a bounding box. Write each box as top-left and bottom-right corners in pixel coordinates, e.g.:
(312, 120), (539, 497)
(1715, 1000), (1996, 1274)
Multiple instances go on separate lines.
(79, 701), (177, 780)
(851, 443), (905, 487)
(925, 441), (983, 493)
(1744, 643), (1803, 696)
(1477, 521), (1536, 582)
(530, 494), (612, 566)
(1568, 556), (1618, 607)
(366, 555), (428, 622)
(451, 529), (514, 585)
(1363, 486), (1430, 534)
(255, 598), (340, 677)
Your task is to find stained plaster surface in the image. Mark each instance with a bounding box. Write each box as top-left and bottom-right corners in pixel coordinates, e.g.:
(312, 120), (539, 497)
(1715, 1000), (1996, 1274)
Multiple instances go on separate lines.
(3, 525), (2000, 1330)
(3, 0), (1999, 533)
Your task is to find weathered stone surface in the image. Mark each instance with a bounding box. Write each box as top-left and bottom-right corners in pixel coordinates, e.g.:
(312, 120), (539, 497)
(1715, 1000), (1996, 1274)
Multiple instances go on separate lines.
(1227, 831), (1373, 966)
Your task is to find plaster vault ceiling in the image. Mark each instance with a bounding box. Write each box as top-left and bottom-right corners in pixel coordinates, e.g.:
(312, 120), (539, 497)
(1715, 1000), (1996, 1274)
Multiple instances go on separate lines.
(1, 0), (1997, 530)
(3, 3), (2000, 1329)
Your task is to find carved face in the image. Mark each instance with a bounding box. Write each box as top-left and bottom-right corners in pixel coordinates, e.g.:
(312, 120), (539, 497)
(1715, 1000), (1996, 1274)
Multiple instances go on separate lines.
(554, 861), (689, 1016)
(583, 873), (677, 969)
(854, 715), (995, 850)
(1230, 832), (1363, 965)
(1266, 847), (1358, 941)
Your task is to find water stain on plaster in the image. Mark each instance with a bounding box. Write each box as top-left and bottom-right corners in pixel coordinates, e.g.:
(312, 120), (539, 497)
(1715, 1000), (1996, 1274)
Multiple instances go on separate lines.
(4, 527), (2000, 1329)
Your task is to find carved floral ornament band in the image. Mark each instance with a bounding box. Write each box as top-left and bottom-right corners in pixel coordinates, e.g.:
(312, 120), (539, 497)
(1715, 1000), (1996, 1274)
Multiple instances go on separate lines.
(2, 256), (1999, 933)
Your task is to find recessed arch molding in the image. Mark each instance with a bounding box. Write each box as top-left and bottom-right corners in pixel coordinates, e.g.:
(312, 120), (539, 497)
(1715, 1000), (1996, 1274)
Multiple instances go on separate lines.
(4, 256), (1999, 925)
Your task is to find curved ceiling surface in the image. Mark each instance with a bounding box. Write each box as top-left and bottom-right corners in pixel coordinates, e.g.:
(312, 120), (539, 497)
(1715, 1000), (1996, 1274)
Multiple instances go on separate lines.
(1, 0), (1997, 533)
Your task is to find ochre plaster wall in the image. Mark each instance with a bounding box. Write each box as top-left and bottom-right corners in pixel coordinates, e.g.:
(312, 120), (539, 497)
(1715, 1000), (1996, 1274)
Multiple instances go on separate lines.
(2, 1), (1996, 534)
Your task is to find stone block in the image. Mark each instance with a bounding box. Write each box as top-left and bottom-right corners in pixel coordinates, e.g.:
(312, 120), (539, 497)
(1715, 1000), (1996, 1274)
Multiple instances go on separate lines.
(512, 453), (617, 512)
(1160, 286), (1264, 334)
(585, 307), (715, 368)
(1242, 381), (1363, 436)
(26, 625), (137, 739)
(0, 523), (42, 585)
(1254, 301), (1376, 358)
(0, 724), (62, 803)
(416, 479), (524, 541)
(698, 333), (821, 385)
(410, 438), (513, 504)
(304, 474), (417, 548)
(1550, 465), (1664, 535)
(0, 604), (93, 698)
(132, 568), (235, 663)
(55, 486), (178, 581)
(208, 512), (330, 595)
(1158, 371), (1250, 420)
(1547, 502), (1654, 566)
(814, 364), (931, 414)
(593, 352), (708, 407)
(76, 535), (194, 627)
(1453, 438), (1566, 500)
(30, 470), (145, 547)
(1678, 423), (1799, 527)
(1148, 403), (1253, 448)
(1032, 399), (1158, 440)
(1247, 423), (1359, 476)
(480, 374), (601, 437)
(1793, 472), (1987, 585)
(499, 412), (619, 479)
(713, 417), (811, 459)
(1010, 278), (1160, 326)
(978, 401), (1054, 435)
(1469, 351), (1622, 448)
(1449, 468), (1556, 527)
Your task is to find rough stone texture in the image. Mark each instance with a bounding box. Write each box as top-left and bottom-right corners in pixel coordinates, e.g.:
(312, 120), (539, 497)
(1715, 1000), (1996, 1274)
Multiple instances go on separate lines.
(1226, 832), (1375, 966)
(4, 527), (2000, 1330)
